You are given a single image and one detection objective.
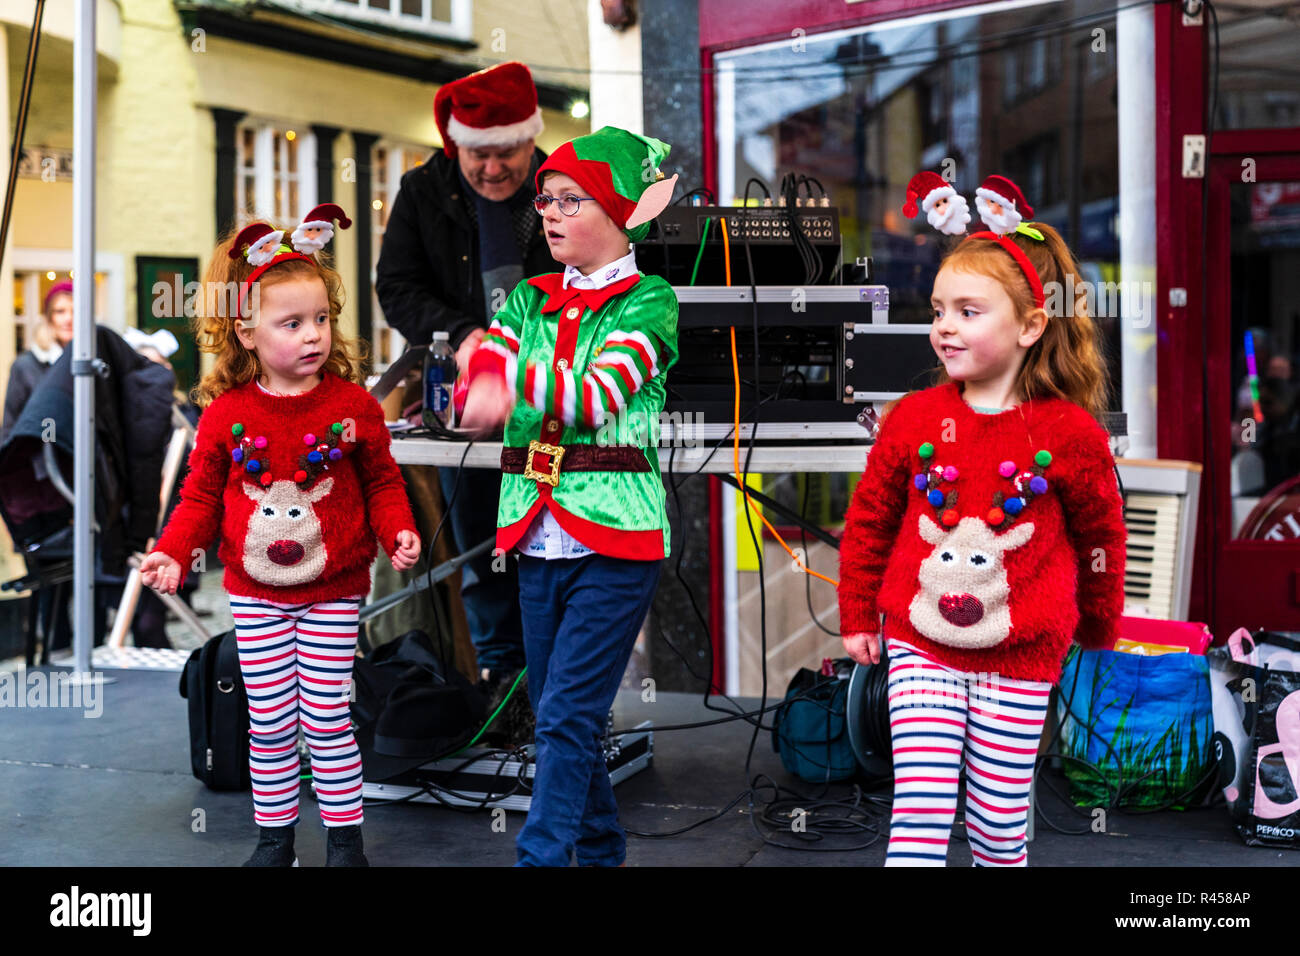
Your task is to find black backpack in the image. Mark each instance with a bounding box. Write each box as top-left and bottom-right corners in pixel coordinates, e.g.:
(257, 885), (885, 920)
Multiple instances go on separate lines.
(178, 630), (251, 791)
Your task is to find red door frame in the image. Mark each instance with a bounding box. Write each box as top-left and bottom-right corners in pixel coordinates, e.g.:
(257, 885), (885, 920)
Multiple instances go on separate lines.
(1204, 145), (1300, 636)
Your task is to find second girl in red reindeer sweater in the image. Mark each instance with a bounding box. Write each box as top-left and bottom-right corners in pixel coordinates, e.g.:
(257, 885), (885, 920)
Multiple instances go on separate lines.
(838, 174), (1127, 867)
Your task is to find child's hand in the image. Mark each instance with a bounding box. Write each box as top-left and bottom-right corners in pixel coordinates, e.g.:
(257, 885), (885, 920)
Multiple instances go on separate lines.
(391, 530), (421, 572)
(454, 328), (486, 375)
(842, 631), (881, 666)
(459, 375), (513, 436)
(140, 551), (183, 595)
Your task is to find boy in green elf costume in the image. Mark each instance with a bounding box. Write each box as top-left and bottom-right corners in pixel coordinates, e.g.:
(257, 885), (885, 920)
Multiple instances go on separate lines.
(460, 126), (679, 867)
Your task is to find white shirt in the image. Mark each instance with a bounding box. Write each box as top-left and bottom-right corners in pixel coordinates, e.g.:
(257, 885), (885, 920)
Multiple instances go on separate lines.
(516, 248), (638, 560)
(561, 247), (638, 290)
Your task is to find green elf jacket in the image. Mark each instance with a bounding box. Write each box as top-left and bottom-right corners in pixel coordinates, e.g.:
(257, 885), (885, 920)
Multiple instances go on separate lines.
(467, 270), (679, 560)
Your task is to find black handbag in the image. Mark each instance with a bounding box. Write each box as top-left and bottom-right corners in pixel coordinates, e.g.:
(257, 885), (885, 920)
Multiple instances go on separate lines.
(178, 630), (251, 791)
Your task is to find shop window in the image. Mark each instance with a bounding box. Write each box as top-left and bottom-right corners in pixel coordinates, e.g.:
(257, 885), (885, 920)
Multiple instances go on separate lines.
(1214, 5), (1300, 130)
(296, 0), (472, 42)
(235, 122), (318, 226)
(714, 0), (1126, 405)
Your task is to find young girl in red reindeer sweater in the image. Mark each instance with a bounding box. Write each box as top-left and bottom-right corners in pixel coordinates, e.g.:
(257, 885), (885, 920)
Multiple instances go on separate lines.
(140, 206), (420, 867)
(838, 174), (1127, 866)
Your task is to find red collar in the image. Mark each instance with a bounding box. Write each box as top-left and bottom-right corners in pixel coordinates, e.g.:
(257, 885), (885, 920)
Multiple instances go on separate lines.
(527, 272), (641, 315)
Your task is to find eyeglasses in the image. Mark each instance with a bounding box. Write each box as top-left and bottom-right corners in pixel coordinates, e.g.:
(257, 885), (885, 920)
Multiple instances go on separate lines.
(533, 194), (599, 217)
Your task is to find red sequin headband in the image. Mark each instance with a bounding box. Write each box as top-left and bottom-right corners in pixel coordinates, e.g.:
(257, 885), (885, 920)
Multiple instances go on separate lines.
(963, 230), (1046, 311)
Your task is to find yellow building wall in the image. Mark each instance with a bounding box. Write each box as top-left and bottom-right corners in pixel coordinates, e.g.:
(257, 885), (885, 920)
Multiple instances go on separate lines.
(3, 0), (598, 608)
(12, 180), (75, 249)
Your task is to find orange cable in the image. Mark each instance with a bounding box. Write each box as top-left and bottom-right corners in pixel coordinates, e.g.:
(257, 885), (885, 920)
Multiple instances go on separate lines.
(719, 217), (839, 588)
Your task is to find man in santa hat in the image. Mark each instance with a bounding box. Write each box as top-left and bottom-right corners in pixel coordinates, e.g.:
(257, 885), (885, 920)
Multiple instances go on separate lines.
(376, 61), (563, 710)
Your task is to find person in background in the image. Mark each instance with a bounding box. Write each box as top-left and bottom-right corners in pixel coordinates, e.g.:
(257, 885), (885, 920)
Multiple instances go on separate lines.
(3, 282), (76, 653)
(376, 61), (559, 701)
(3, 281), (73, 445)
(122, 327), (200, 649)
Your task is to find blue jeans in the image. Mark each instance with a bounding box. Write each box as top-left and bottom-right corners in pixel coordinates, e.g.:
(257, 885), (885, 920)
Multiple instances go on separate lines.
(515, 553), (662, 867)
(437, 467), (525, 675)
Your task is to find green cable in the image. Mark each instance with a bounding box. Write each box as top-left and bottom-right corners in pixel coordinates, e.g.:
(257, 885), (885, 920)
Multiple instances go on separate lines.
(689, 217), (712, 286)
(447, 666), (529, 757)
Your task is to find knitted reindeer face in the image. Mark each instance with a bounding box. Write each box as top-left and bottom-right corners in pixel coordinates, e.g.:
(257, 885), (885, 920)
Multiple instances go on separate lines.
(906, 442), (1053, 648)
(240, 478), (334, 586)
(909, 514), (1035, 648)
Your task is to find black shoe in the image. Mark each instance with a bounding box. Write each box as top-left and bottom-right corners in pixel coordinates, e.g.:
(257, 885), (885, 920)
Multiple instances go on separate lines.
(326, 825), (370, 867)
(242, 826), (298, 867)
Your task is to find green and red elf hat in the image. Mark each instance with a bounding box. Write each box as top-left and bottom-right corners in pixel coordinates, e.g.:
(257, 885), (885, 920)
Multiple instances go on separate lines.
(535, 126), (679, 243)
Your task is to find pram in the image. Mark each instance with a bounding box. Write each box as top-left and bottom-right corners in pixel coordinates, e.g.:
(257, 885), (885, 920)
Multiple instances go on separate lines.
(0, 325), (198, 662)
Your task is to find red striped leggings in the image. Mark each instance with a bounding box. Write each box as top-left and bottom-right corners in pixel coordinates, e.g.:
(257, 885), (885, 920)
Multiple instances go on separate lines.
(885, 637), (1051, 867)
(230, 594), (364, 829)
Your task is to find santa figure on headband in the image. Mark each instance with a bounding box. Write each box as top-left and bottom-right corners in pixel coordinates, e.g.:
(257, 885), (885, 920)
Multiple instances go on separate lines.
(902, 170), (970, 236)
(244, 226), (285, 267)
(291, 203), (353, 255)
(975, 175), (1034, 236)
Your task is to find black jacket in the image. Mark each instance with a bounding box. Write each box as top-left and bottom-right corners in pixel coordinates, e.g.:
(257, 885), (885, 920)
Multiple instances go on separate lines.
(375, 147), (559, 351)
(2, 347), (59, 446)
(0, 325), (176, 572)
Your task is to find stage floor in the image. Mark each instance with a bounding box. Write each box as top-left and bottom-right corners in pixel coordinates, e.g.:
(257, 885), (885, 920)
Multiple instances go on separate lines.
(0, 667), (1290, 867)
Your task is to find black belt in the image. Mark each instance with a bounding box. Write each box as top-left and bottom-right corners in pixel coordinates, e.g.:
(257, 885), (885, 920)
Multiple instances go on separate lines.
(501, 440), (651, 487)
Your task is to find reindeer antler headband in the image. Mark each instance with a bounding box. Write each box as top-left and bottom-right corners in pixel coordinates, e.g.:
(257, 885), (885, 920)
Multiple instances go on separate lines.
(229, 203), (352, 320)
(902, 171), (1046, 310)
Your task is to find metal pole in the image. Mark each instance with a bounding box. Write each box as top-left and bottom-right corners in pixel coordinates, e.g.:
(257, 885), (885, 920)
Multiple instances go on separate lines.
(72, 0), (96, 677)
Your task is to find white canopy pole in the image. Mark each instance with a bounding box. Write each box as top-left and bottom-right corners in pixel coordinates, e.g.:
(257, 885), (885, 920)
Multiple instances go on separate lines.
(72, 0), (96, 676)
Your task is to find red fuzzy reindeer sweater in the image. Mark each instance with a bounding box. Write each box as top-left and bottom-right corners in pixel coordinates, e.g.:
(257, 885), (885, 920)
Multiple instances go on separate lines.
(153, 372), (416, 605)
(837, 382), (1127, 683)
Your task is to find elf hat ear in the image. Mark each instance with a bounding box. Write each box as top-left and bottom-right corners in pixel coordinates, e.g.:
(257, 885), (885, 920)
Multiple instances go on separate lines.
(626, 173), (679, 230)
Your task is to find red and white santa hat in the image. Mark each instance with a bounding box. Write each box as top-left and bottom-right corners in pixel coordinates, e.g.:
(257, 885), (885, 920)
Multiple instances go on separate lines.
(434, 61), (545, 160)
(902, 170), (958, 218)
(297, 203), (352, 233)
(975, 175), (1034, 220)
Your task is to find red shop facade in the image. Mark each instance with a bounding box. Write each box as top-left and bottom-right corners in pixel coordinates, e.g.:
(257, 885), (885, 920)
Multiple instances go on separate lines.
(690, 0), (1300, 642)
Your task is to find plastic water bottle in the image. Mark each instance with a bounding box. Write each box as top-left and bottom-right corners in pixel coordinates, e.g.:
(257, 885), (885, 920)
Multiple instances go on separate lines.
(423, 331), (456, 429)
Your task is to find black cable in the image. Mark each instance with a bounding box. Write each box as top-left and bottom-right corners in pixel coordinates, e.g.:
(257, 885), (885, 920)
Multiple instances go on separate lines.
(361, 745), (530, 810)
(713, 473), (840, 549)
(799, 475), (839, 640)
(417, 438), (474, 672)
(672, 186), (717, 206)
(743, 177), (771, 207)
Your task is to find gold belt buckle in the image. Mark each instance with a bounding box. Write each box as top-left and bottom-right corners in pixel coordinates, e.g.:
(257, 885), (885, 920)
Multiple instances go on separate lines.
(524, 440), (565, 486)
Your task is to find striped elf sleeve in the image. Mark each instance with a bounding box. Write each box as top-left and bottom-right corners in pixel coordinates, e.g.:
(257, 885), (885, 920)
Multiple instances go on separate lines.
(467, 315), (521, 386)
(522, 329), (662, 428)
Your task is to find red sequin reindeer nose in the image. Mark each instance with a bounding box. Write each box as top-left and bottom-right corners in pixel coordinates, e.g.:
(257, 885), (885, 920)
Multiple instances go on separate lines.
(267, 541), (305, 566)
(938, 593), (984, 627)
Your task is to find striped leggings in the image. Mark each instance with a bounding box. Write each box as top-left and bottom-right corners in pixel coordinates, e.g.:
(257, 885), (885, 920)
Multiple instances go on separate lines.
(229, 594), (364, 829)
(885, 637), (1051, 867)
